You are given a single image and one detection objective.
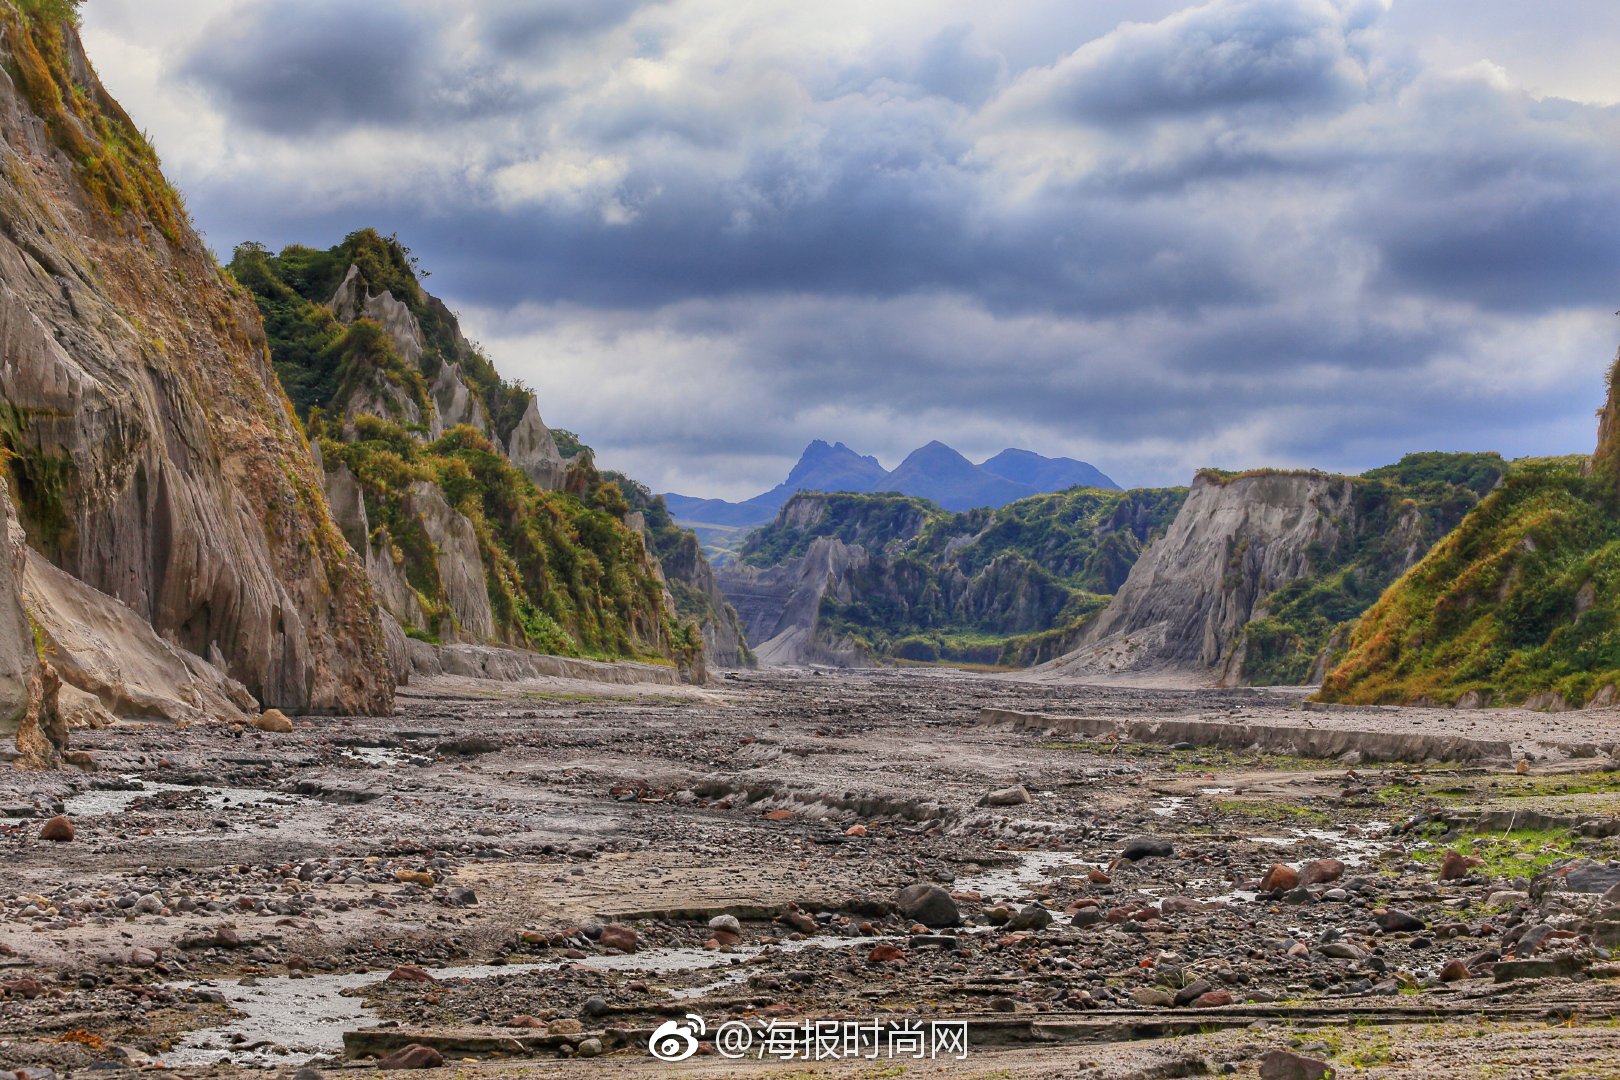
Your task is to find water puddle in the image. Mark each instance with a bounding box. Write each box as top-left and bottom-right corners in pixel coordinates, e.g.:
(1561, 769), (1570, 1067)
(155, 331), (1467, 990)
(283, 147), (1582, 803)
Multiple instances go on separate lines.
(59, 777), (309, 818)
(167, 938), (880, 1066)
(953, 850), (1091, 900)
(1152, 796), (1190, 818)
(1244, 823), (1389, 867)
(341, 746), (426, 768)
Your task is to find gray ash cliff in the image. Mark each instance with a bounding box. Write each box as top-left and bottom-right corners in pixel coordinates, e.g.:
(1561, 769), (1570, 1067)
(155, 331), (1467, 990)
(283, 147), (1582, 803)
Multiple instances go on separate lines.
(0, 5), (391, 755)
(1042, 456), (1502, 685)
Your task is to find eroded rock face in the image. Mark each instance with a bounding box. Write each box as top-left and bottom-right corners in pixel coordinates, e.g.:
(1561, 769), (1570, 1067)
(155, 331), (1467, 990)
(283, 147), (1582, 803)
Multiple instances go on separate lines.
(716, 537), (873, 667)
(407, 482), (495, 641)
(0, 17), (390, 715)
(1045, 472), (1429, 684)
(505, 398), (566, 491)
(20, 549), (257, 726)
(0, 477), (46, 763)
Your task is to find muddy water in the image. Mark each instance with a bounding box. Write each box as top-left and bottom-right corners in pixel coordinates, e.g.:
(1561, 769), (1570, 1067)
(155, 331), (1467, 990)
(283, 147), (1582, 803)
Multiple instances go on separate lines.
(953, 850), (1094, 901)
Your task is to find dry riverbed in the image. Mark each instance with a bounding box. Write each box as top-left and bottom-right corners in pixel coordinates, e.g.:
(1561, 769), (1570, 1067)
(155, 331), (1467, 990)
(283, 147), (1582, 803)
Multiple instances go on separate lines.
(3, 669), (1620, 1078)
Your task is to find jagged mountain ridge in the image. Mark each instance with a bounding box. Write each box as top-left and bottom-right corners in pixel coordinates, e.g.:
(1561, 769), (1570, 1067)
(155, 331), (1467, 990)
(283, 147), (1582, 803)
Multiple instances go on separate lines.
(232, 231), (742, 674)
(663, 439), (1120, 538)
(0, 3), (391, 763)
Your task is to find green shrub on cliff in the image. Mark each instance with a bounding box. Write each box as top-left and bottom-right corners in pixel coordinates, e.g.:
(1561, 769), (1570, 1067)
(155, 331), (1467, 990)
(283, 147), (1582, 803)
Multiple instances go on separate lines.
(1320, 453), (1620, 707)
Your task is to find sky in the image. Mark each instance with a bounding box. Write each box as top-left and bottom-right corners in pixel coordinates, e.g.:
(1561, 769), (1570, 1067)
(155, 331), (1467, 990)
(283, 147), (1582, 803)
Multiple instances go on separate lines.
(80, 0), (1620, 498)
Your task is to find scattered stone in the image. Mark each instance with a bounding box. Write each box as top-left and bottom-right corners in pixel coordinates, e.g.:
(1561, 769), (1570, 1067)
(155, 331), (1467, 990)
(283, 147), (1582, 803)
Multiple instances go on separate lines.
(1260, 1048), (1334, 1080)
(375, 1043), (444, 1070)
(1005, 904), (1052, 932)
(129, 947), (158, 968)
(1494, 955), (1588, 982)
(896, 883), (960, 928)
(983, 785), (1031, 807)
(1440, 959), (1471, 982)
(1259, 864), (1299, 893)
(38, 816), (73, 843)
(600, 924), (639, 953)
(708, 914), (743, 936)
(576, 1038), (602, 1058)
(1191, 989), (1233, 1008)
(1120, 836), (1174, 861)
(1300, 859), (1345, 886)
(253, 709), (294, 734)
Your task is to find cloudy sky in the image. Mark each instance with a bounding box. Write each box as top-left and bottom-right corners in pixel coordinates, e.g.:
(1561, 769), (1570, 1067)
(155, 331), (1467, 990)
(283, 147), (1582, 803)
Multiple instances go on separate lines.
(82, 0), (1620, 496)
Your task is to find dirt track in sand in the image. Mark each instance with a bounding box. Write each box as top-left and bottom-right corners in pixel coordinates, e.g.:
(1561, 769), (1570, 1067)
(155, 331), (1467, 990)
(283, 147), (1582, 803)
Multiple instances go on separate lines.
(2, 668), (1619, 1078)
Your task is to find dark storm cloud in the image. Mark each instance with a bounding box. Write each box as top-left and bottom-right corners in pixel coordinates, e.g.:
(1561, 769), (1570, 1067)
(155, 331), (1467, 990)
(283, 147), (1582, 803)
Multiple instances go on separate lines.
(138, 0), (1620, 491)
(182, 0), (534, 134)
(1006, 0), (1376, 126)
(477, 0), (655, 59)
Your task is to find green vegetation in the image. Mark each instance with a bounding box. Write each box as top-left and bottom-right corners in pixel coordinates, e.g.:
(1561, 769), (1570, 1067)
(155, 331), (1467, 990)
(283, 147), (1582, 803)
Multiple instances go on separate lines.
(237, 230), (700, 667)
(1321, 447), (1620, 707)
(738, 492), (937, 568)
(1413, 824), (1581, 878)
(739, 487), (1186, 665)
(1236, 452), (1508, 685)
(230, 231), (529, 436)
(611, 474), (755, 666)
(4, 1), (184, 240)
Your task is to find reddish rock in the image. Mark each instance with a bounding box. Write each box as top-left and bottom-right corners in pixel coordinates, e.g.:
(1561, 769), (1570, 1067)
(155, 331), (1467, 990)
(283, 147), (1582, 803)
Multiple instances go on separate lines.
(764, 809), (794, 821)
(3, 977), (43, 999)
(1191, 990), (1233, 1008)
(214, 927), (244, 948)
(1260, 1048), (1333, 1080)
(386, 965), (436, 983)
(38, 816), (73, 843)
(599, 924), (639, 953)
(286, 956), (311, 971)
(1259, 864), (1299, 892)
(783, 911), (816, 934)
(1440, 959), (1472, 982)
(1439, 850), (1482, 881)
(376, 1043), (445, 1069)
(867, 944), (907, 965)
(508, 1015), (547, 1029)
(844, 824), (868, 837)
(1301, 858), (1345, 886)
(129, 947), (158, 968)
(1087, 868), (1111, 884)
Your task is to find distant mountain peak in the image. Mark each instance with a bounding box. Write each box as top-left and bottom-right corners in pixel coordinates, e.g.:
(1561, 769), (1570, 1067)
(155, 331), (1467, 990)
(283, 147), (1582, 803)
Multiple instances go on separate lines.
(665, 438), (1118, 534)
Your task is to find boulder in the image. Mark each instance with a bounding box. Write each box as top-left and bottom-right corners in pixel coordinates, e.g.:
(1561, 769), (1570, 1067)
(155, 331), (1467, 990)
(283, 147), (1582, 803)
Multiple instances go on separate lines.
(1300, 858), (1345, 886)
(599, 924), (639, 953)
(895, 884), (960, 928)
(38, 816), (73, 842)
(1120, 836), (1174, 861)
(375, 1044), (445, 1070)
(1259, 864), (1299, 892)
(1260, 1049), (1335, 1080)
(983, 785), (1031, 807)
(253, 709), (294, 734)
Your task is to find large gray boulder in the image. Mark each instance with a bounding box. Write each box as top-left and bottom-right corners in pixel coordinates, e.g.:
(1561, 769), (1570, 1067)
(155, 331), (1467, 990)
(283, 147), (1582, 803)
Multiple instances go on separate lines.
(895, 884), (960, 928)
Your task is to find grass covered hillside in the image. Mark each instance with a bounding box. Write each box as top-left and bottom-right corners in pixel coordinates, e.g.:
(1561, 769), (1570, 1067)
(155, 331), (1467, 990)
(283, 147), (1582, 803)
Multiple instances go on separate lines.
(734, 487), (1187, 665)
(1320, 436), (1620, 708)
(230, 232), (703, 669)
(1232, 452), (1508, 685)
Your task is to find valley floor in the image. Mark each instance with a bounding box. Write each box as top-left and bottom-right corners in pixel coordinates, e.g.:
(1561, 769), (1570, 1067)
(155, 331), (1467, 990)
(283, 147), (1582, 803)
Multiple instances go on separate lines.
(3, 669), (1620, 1078)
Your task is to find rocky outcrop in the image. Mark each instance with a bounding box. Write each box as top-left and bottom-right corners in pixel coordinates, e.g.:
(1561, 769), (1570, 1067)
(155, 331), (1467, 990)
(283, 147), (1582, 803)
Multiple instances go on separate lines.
(645, 521), (750, 667)
(0, 475), (54, 765)
(0, 8), (390, 716)
(406, 481), (495, 641)
(716, 537), (874, 667)
(1051, 473), (1366, 679)
(506, 398), (566, 491)
(20, 548), (256, 725)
